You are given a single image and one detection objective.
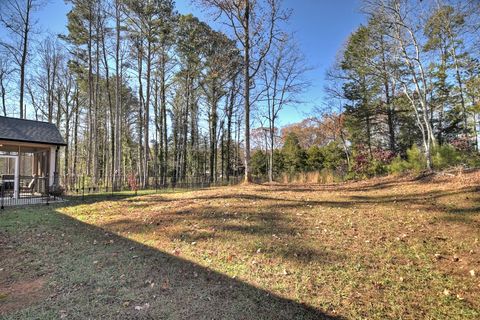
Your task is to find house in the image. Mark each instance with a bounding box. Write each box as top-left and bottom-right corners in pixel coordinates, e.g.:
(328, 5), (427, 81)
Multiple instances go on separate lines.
(0, 116), (66, 203)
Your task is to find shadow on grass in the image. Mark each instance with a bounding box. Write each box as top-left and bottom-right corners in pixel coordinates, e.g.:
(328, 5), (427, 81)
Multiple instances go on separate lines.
(0, 207), (341, 319)
(98, 202), (346, 265)
(64, 188), (192, 206)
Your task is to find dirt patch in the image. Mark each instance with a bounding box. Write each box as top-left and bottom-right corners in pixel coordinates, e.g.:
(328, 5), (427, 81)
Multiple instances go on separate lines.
(0, 277), (47, 315)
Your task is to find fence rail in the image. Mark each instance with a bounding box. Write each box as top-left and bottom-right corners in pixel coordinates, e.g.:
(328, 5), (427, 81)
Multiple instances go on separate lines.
(1, 180), (53, 209)
(1, 174), (242, 209)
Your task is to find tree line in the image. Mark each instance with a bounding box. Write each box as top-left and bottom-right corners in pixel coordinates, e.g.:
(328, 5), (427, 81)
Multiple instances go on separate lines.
(248, 0), (480, 181)
(0, 0), (306, 188)
(2, 0), (479, 186)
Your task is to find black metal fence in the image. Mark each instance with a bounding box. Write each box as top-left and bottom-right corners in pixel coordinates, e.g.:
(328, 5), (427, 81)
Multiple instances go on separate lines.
(63, 174), (242, 193)
(1, 174), (242, 209)
(1, 176), (54, 209)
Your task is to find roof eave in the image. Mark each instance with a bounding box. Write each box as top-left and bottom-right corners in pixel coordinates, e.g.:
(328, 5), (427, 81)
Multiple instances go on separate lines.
(0, 137), (67, 146)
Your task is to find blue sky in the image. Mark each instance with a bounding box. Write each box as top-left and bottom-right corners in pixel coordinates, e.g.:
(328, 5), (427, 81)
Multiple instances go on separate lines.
(34, 0), (365, 126)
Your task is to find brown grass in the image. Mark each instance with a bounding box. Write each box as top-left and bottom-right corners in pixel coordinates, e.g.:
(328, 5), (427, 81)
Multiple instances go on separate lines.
(1, 170), (479, 319)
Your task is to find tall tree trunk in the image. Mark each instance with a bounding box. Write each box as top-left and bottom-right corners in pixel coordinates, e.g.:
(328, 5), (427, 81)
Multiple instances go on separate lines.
(137, 42), (144, 185)
(101, 24), (115, 187)
(86, 4), (93, 176)
(243, 0), (251, 183)
(114, 0), (122, 189)
(225, 81), (235, 182)
(209, 88), (218, 183)
(64, 92), (70, 189)
(56, 89), (61, 126)
(1, 77), (6, 116)
(380, 35), (396, 152)
(159, 49), (168, 185)
(161, 70), (168, 185)
(144, 39), (152, 187)
(73, 89), (79, 180)
(269, 118), (274, 183)
(93, 9), (100, 183)
(19, 0), (32, 119)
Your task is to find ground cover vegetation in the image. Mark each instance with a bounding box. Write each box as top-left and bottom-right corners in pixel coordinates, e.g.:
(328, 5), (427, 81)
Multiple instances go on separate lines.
(1, 171), (479, 319)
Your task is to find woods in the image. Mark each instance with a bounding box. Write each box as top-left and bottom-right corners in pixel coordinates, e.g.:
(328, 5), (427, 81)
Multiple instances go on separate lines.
(249, 0), (480, 181)
(2, 1), (480, 319)
(1, 0), (281, 188)
(0, 0), (480, 186)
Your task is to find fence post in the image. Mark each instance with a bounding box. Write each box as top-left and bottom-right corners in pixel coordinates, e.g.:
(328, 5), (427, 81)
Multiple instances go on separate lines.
(136, 175), (139, 196)
(1, 184), (4, 210)
(46, 182), (49, 206)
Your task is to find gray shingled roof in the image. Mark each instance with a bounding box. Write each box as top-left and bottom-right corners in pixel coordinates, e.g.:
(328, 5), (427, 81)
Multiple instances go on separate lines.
(0, 116), (66, 146)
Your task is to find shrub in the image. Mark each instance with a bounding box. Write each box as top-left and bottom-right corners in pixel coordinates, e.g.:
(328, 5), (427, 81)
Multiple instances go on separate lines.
(432, 144), (462, 170)
(464, 153), (480, 168)
(388, 144), (426, 174)
(272, 149), (285, 176)
(320, 142), (346, 171)
(405, 144), (427, 172)
(351, 145), (395, 178)
(251, 150), (268, 177)
(127, 173), (138, 192)
(49, 185), (65, 197)
(306, 146), (324, 171)
(282, 133), (307, 173)
(388, 155), (409, 175)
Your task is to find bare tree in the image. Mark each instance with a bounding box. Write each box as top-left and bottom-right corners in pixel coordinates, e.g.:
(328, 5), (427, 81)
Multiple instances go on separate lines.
(36, 36), (62, 122)
(321, 63), (352, 168)
(260, 36), (309, 182)
(367, 0), (436, 169)
(196, 0), (289, 183)
(0, 0), (41, 118)
(114, 0), (123, 189)
(0, 55), (13, 116)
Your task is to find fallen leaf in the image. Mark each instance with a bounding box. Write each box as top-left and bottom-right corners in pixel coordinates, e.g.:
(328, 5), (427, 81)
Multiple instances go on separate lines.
(161, 279), (170, 290)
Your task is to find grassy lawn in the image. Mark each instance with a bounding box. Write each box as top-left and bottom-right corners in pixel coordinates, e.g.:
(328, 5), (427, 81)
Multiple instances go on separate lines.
(1, 172), (479, 319)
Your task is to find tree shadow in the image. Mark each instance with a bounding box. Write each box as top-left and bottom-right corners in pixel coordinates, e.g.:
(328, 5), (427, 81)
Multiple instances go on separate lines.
(95, 200), (346, 266)
(1, 209), (341, 319)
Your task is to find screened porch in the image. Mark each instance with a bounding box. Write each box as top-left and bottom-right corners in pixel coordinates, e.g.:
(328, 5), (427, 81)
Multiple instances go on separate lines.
(0, 142), (54, 202)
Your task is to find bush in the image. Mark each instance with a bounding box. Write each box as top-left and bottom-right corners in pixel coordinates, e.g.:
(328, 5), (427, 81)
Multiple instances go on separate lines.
(282, 133), (307, 173)
(432, 144), (462, 170)
(388, 144), (427, 174)
(388, 155), (409, 175)
(272, 149), (285, 176)
(321, 142), (346, 171)
(351, 145), (395, 178)
(306, 146), (324, 171)
(251, 150), (268, 177)
(405, 144), (427, 172)
(49, 185), (65, 197)
(464, 153), (480, 168)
